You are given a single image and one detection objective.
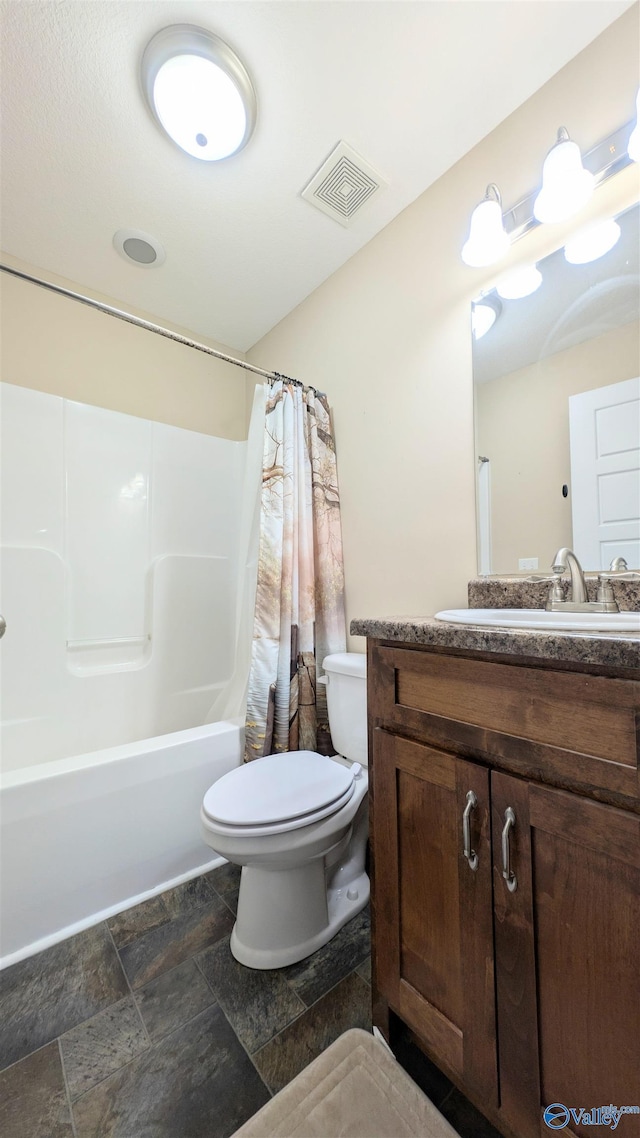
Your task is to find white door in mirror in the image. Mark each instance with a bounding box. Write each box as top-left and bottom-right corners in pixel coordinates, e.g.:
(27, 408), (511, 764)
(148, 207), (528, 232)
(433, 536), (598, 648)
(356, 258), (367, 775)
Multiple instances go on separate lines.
(435, 609), (640, 632)
(569, 376), (640, 569)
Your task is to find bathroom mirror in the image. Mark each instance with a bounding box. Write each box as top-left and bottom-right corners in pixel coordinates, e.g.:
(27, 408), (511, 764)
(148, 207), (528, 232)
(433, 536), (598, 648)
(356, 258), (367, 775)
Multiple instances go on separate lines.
(473, 200), (640, 575)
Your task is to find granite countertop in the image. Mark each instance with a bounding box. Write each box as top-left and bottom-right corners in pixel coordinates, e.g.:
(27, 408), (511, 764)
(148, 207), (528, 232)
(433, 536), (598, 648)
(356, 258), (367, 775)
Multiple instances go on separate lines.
(349, 615), (640, 672)
(467, 575), (640, 612)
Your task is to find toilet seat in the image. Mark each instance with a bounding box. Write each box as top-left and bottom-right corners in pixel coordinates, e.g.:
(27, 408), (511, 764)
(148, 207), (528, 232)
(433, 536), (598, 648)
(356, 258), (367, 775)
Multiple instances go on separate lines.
(202, 750), (357, 837)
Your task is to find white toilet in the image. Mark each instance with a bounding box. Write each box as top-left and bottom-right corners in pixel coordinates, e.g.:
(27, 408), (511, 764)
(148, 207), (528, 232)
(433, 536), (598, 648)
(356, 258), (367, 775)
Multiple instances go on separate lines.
(201, 652), (368, 969)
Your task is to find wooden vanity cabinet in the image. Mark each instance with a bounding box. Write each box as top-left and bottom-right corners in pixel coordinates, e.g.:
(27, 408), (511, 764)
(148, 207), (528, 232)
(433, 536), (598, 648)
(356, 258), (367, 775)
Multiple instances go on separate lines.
(373, 731), (499, 1106)
(368, 641), (640, 1138)
(491, 773), (640, 1138)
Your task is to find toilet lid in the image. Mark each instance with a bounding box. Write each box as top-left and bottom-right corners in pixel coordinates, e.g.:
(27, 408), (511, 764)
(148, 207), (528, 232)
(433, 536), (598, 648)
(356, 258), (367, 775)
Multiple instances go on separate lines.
(202, 751), (355, 828)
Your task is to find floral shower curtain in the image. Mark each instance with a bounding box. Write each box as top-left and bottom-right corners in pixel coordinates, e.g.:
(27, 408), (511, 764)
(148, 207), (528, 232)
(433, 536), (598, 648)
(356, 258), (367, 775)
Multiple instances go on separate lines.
(244, 378), (346, 761)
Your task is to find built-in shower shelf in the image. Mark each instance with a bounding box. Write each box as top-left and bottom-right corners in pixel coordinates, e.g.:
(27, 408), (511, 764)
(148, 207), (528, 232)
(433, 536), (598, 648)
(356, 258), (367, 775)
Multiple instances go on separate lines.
(66, 635), (151, 675)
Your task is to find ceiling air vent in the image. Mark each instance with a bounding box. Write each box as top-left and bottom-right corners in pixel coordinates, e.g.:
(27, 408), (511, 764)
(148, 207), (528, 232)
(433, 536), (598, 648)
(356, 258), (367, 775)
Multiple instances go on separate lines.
(301, 142), (387, 227)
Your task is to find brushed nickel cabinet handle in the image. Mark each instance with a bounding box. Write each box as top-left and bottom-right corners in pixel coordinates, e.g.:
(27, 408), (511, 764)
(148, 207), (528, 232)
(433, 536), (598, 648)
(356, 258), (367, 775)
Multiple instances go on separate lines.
(0, 614), (5, 639)
(501, 807), (517, 892)
(462, 790), (479, 871)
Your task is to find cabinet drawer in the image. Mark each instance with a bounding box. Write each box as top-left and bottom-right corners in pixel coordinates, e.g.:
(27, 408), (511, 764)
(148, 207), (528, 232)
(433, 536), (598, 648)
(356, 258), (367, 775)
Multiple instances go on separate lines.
(370, 645), (640, 806)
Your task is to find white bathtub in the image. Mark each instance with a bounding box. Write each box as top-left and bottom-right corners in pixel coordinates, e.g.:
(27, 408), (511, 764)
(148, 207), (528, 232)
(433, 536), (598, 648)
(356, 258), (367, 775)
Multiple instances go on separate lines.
(0, 720), (242, 968)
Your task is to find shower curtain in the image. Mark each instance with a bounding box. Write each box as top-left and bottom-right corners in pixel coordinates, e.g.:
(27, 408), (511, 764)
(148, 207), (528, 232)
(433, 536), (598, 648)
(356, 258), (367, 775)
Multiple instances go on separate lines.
(206, 382), (267, 723)
(245, 378), (346, 761)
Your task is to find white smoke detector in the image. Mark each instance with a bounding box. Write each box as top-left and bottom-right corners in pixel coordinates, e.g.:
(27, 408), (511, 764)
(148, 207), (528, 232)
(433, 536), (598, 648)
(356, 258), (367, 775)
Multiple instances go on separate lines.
(301, 141), (387, 227)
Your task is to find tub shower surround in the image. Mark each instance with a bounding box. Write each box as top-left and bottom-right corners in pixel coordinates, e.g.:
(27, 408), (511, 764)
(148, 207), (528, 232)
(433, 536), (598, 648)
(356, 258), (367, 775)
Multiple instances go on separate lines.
(0, 382), (249, 965)
(0, 381), (246, 772)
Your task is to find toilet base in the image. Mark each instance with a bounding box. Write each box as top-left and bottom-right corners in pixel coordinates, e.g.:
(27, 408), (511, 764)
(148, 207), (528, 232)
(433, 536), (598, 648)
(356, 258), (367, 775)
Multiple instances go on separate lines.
(230, 868), (370, 970)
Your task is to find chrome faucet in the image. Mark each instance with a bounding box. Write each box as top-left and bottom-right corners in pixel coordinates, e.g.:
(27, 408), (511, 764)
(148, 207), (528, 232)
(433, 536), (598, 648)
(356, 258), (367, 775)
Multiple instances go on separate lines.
(546, 547), (619, 613)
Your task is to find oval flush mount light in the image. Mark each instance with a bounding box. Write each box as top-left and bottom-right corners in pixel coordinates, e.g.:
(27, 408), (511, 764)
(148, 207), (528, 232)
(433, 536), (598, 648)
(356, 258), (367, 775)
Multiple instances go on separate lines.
(142, 25), (257, 161)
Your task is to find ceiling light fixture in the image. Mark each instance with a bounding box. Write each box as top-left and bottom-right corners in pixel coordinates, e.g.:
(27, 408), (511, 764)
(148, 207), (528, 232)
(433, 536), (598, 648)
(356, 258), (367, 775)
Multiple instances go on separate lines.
(496, 264), (542, 300)
(471, 295), (502, 339)
(564, 218), (621, 264)
(461, 184), (510, 268)
(628, 88), (640, 162)
(533, 127), (594, 224)
(141, 25), (257, 161)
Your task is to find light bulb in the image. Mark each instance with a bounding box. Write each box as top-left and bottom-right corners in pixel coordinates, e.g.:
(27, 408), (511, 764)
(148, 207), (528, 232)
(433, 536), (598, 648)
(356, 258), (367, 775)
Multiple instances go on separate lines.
(462, 186), (510, 267)
(496, 265), (542, 300)
(628, 88), (640, 162)
(564, 219), (621, 264)
(153, 55), (247, 160)
(471, 297), (501, 339)
(533, 129), (594, 224)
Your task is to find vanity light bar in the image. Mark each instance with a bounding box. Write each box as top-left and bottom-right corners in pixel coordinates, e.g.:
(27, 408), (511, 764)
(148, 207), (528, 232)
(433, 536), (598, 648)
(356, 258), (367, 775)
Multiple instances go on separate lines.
(462, 118), (636, 267)
(502, 120), (635, 243)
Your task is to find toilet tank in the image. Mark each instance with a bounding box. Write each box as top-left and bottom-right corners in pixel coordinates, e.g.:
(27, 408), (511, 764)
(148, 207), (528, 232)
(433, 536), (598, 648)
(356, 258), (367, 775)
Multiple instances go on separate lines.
(322, 653), (367, 766)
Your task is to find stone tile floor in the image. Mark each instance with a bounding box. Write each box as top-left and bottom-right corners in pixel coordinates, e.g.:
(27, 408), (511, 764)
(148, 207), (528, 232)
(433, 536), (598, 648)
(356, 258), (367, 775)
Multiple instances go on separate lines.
(0, 864), (371, 1138)
(0, 862), (498, 1138)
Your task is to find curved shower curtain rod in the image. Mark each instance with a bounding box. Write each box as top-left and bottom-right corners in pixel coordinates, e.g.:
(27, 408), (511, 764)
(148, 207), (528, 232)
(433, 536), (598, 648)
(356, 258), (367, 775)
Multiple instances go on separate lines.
(0, 263), (323, 395)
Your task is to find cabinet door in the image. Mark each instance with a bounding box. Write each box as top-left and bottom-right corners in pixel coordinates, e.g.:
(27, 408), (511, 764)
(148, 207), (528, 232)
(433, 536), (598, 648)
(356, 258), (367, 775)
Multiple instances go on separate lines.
(492, 771), (640, 1138)
(373, 728), (498, 1104)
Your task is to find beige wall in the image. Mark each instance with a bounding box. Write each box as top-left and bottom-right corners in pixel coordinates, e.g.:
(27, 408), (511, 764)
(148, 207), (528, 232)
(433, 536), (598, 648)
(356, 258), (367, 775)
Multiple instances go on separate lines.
(247, 7), (640, 645)
(0, 259), (255, 439)
(476, 320), (640, 573)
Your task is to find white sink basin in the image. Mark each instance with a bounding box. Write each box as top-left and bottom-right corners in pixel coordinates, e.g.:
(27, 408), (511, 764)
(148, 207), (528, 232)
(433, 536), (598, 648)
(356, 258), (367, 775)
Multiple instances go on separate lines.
(435, 608), (640, 633)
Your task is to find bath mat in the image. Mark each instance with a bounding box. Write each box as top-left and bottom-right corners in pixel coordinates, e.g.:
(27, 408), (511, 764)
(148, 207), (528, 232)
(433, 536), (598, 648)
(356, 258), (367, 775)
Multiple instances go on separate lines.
(230, 1028), (460, 1137)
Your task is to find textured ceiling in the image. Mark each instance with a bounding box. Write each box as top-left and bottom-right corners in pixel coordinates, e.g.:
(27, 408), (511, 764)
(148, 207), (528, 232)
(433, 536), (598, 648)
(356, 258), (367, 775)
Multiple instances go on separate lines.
(0, 1), (633, 351)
